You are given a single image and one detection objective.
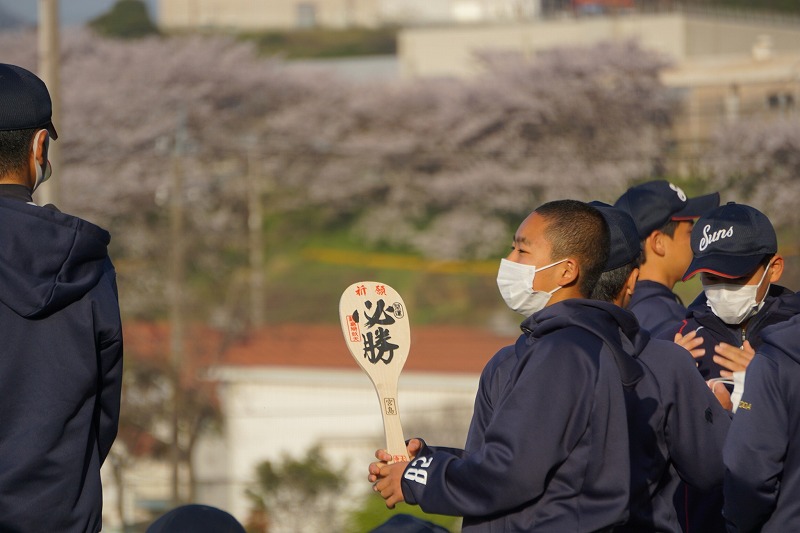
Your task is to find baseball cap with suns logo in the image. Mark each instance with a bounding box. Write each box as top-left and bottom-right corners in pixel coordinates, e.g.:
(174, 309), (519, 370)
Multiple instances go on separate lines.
(614, 180), (719, 240)
(683, 202), (777, 280)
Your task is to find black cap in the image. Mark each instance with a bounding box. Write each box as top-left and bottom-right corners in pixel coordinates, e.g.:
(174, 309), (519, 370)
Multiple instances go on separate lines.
(614, 180), (719, 240)
(0, 63), (58, 139)
(146, 505), (245, 533)
(590, 201), (642, 272)
(683, 202), (777, 280)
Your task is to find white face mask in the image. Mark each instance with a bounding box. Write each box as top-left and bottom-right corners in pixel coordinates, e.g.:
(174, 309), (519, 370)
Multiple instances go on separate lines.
(703, 264), (771, 325)
(497, 257), (566, 317)
(32, 129), (52, 193)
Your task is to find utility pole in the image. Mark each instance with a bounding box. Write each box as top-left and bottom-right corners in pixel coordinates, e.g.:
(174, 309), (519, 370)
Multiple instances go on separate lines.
(37, 0), (60, 206)
(246, 144), (265, 328)
(169, 110), (188, 506)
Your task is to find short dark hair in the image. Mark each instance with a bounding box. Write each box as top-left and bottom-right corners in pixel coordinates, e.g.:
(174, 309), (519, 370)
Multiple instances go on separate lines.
(639, 219), (679, 266)
(591, 251), (643, 302)
(0, 128), (36, 178)
(659, 219), (680, 239)
(535, 200), (610, 297)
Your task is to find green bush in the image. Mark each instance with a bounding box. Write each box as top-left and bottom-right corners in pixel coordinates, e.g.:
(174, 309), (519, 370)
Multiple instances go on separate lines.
(244, 27), (397, 59)
(88, 0), (159, 39)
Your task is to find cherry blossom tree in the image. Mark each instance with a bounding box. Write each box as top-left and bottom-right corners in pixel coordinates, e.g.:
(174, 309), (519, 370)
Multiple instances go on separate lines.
(253, 40), (679, 259)
(0, 28), (340, 318)
(704, 116), (800, 227)
(0, 30), (679, 269)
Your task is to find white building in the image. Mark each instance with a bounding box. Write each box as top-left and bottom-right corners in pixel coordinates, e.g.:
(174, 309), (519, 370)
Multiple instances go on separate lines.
(157, 0), (542, 30)
(396, 9), (800, 171)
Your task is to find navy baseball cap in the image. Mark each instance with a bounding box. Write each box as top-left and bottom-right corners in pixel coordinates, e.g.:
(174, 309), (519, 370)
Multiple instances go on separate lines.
(683, 202), (777, 280)
(0, 63), (58, 139)
(614, 180), (719, 240)
(590, 201), (642, 271)
(146, 504), (246, 533)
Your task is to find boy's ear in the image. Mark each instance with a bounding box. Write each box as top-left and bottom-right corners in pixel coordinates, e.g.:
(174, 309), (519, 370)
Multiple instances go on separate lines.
(768, 255), (784, 283)
(626, 267), (639, 296)
(647, 231), (667, 257)
(556, 258), (579, 288)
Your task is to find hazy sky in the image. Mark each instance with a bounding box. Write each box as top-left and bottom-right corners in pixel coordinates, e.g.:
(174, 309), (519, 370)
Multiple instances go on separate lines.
(0, 0), (158, 27)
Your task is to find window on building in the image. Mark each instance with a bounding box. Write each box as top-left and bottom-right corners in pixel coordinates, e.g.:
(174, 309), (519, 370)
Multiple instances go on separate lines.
(767, 92), (795, 112)
(296, 3), (317, 28)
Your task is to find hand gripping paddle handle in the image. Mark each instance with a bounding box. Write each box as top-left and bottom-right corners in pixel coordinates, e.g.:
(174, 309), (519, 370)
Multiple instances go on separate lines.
(339, 281), (410, 463)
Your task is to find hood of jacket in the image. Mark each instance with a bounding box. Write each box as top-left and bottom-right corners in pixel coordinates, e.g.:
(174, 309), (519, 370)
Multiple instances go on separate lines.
(761, 314), (800, 365)
(0, 198), (111, 318)
(519, 298), (646, 387)
(630, 279), (683, 306)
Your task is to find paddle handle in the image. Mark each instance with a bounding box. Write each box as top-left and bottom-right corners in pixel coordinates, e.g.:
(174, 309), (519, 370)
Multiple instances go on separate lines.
(375, 381), (408, 463)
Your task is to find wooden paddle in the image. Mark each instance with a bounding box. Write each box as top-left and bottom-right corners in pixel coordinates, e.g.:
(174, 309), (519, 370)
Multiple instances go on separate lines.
(339, 281), (410, 463)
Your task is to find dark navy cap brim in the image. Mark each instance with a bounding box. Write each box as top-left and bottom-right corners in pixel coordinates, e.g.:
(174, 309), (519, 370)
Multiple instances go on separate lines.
(45, 121), (58, 140)
(683, 252), (768, 281)
(672, 192), (720, 220)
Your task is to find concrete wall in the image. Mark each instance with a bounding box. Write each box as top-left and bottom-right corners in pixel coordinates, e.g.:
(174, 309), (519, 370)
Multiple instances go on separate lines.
(159, 0), (381, 30)
(399, 13), (687, 79)
(398, 11), (800, 79)
(158, 0), (540, 30)
(685, 14), (800, 58)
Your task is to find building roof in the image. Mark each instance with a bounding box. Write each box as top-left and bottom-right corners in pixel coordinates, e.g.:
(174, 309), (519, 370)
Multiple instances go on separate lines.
(124, 322), (518, 375)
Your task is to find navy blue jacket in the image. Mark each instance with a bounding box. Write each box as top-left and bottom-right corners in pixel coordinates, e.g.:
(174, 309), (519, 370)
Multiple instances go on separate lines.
(467, 302), (729, 532)
(401, 299), (637, 532)
(0, 194), (123, 532)
(659, 285), (800, 379)
(621, 333), (730, 532)
(723, 315), (800, 532)
(658, 285), (800, 533)
(628, 280), (687, 337)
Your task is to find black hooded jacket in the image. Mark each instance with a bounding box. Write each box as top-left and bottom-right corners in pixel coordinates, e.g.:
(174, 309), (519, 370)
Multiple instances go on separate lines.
(402, 299), (636, 532)
(0, 192), (123, 532)
(467, 300), (729, 532)
(723, 314), (800, 532)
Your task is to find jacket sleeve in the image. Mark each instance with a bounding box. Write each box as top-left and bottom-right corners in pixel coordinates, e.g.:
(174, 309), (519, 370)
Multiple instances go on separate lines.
(94, 261), (124, 463)
(400, 336), (596, 517)
(656, 342), (731, 489)
(723, 352), (786, 532)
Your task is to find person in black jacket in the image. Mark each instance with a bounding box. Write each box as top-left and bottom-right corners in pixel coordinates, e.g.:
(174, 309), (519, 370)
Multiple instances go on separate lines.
(590, 202), (731, 533)
(723, 313), (800, 532)
(613, 180), (719, 336)
(369, 200), (638, 532)
(659, 202), (800, 533)
(0, 63), (123, 532)
(661, 202), (799, 381)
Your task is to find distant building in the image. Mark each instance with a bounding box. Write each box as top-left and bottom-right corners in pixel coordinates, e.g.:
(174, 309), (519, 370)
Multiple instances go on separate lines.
(397, 9), (800, 171)
(157, 0), (543, 30)
(159, 0), (378, 30)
